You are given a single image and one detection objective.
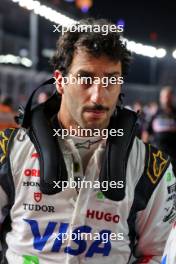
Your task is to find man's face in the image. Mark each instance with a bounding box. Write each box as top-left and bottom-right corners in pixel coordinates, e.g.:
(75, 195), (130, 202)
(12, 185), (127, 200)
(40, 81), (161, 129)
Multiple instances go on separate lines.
(160, 88), (173, 109)
(56, 48), (122, 130)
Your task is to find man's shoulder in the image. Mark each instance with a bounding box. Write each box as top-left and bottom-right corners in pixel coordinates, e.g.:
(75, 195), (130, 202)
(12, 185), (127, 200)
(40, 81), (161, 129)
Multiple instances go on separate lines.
(129, 138), (171, 212)
(144, 142), (170, 185)
(0, 128), (34, 165)
(132, 136), (170, 160)
(0, 128), (18, 166)
(130, 137), (170, 184)
(129, 137), (146, 168)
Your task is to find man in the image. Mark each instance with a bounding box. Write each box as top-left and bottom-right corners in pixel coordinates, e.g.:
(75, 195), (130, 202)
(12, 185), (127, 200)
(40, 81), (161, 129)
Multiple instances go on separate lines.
(143, 86), (176, 159)
(0, 18), (175, 264)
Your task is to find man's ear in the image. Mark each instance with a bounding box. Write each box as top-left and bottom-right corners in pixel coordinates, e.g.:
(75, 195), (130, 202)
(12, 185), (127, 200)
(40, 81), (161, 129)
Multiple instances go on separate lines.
(54, 70), (64, 95)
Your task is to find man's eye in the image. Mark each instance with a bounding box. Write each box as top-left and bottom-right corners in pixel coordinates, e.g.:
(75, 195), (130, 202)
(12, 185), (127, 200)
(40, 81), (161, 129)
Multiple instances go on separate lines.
(107, 76), (119, 85)
(78, 75), (93, 85)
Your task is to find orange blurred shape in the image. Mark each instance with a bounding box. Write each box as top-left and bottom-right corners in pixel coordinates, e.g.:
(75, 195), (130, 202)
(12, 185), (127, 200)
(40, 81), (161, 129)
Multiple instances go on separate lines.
(75, 0), (93, 9)
(0, 104), (18, 129)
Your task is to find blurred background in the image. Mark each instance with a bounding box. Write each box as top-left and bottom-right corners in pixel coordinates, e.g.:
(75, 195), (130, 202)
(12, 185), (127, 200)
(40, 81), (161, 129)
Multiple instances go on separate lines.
(0, 0), (176, 158)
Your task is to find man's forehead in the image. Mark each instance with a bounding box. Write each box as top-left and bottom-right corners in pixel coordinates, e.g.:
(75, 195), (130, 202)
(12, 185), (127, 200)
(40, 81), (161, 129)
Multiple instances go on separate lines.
(70, 48), (122, 73)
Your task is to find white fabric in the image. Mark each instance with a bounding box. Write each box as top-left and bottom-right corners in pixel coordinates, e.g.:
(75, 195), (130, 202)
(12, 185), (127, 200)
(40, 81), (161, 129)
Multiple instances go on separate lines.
(0, 128), (175, 264)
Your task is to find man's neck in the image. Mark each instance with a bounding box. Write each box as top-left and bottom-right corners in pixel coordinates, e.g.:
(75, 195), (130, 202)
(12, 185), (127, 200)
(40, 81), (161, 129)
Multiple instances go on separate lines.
(57, 112), (102, 138)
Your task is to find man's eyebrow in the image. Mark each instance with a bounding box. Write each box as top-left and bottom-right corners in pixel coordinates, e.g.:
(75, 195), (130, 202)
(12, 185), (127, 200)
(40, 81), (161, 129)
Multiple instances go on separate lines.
(76, 70), (94, 76)
(105, 71), (121, 76)
(74, 70), (121, 76)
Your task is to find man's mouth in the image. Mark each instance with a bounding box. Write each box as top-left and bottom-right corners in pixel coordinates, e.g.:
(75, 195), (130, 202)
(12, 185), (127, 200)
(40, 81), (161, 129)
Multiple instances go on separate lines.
(85, 109), (106, 118)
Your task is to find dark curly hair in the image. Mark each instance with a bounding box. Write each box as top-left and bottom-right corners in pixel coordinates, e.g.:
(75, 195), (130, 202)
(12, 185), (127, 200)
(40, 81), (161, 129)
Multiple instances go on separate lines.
(51, 18), (131, 77)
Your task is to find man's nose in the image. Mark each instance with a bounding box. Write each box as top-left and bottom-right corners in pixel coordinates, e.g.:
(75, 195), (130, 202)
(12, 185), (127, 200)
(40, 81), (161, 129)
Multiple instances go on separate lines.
(90, 84), (105, 104)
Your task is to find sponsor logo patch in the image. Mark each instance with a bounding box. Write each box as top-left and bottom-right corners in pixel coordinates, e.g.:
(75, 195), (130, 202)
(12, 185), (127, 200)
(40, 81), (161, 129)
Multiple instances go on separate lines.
(167, 183), (176, 194)
(23, 255), (39, 264)
(23, 181), (40, 187)
(23, 203), (55, 213)
(147, 146), (169, 184)
(166, 171), (173, 182)
(86, 209), (120, 223)
(163, 200), (176, 223)
(24, 219), (112, 256)
(24, 169), (40, 177)
(34, 192), (42, 203)
(161, 255), (167, 264)
(96, 191), (105, 201)
(0, 129), (15, 164)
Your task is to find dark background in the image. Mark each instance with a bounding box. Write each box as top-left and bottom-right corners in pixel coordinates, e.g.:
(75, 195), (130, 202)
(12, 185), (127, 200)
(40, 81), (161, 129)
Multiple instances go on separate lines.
(0, 0), (176, 106)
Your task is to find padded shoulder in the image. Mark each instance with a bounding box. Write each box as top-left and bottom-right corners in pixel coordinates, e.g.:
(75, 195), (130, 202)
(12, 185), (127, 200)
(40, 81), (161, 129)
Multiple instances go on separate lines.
(132, 143), (170, 212)
(0, 128), (17, 165)
(144, 143), (170, 185)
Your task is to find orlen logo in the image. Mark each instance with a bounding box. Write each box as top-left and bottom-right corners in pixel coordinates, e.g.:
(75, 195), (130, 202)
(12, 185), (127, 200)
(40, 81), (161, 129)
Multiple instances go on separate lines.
(24, 169), (40, 177)
(86, 210), (120, 223)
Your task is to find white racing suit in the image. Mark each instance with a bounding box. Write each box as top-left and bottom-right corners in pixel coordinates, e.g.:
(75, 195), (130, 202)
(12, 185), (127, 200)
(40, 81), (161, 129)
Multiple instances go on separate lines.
(0, 127), (176, 264)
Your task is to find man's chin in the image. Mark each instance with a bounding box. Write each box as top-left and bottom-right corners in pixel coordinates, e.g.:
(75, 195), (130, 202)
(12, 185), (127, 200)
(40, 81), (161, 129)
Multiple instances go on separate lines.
(82, 119), (110, 130)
